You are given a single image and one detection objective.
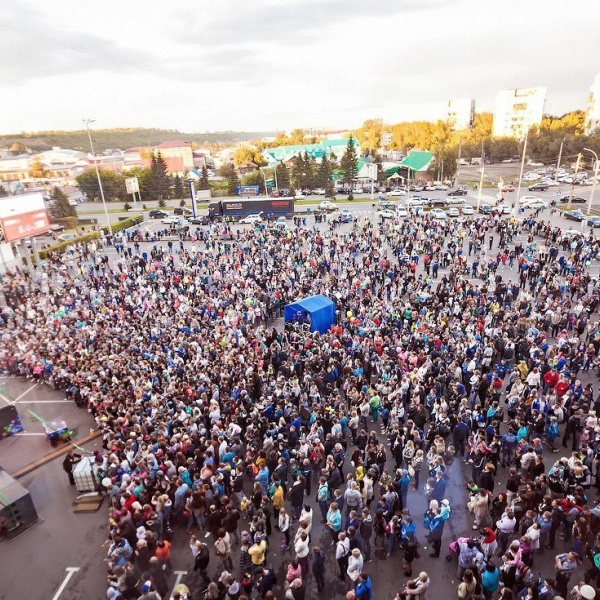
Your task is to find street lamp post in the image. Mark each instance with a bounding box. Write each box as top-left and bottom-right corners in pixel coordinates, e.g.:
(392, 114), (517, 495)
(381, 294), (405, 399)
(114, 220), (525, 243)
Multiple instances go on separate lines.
(584, 148), (599, 215)
(513, 130), (529, 217)
(83, 119), (112, 236)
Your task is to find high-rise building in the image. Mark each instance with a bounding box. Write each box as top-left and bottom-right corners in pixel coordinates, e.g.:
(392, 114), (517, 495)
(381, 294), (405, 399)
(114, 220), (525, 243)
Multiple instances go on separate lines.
(585, 73), (600, 135)
(492, 87), (546, 139)
(447, 99), (475, 130)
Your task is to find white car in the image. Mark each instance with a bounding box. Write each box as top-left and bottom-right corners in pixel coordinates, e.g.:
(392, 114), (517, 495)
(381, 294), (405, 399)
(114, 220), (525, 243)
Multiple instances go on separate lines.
(447, 197), (466, 205)
(522, 198), (548, 209)
(429, 208), (447, 220)
(377, 209), (396, 220)
(406, 197), (425, 207)
(519, 196), (544, 208)
(461, 205), (474, 215)
(239, 213), (263, 224)
(319, 200), (337, 211)
(161, 216), (182, 225)
(339, 209), (354, 222)
(274, 216), (287, 229)
(314, 188), (326, 195)
(387, 188), (407, 197)
(492, 205), (512, 215)
(446, 207), (460, 217)
(396, 206), (409, 218)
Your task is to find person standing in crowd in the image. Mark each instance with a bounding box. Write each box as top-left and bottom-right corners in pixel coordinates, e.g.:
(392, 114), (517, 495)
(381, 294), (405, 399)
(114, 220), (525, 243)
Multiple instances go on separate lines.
(62, 449), (81, 485)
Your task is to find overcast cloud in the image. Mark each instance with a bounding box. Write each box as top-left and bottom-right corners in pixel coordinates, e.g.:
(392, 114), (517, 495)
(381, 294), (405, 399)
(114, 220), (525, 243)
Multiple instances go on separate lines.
(1, 0), (599, 134)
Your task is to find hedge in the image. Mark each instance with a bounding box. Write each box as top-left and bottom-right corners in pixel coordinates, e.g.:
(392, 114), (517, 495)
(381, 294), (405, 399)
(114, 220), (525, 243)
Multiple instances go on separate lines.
(37, 216), (143, 259)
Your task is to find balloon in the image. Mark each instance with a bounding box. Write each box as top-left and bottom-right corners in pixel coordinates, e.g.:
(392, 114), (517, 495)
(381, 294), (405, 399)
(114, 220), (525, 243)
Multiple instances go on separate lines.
(346, 311), (353, 318)
(102, 478), (112, 488)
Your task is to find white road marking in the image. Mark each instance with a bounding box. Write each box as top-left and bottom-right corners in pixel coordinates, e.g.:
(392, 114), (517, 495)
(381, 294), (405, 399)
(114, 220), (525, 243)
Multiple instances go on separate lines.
(171, 571), (188, 596)
(51, 567), (80, 600)
(0, 391), (12, 405)
(17, 400), (71, 404)
(13, 383), (39, 403)
(14, 432), (46, 436)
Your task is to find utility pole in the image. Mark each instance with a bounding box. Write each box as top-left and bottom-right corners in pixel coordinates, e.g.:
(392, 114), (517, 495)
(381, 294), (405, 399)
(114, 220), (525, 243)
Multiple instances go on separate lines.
(84, 119), (112, 236)
(513, 130), (529, 217)
(584, 148), (599, 215)
(476, 166), (485, 211)
(455, 141), (462, 187)
(556, 139), (564, 176)
(568, 153), (581, 208)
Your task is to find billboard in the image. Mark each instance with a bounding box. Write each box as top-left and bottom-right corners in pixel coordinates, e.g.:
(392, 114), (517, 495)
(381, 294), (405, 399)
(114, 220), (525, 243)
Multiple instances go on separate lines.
(125, 177), (139, 194)
(236, 185), (260, 196)
(0, 193), (52, 243)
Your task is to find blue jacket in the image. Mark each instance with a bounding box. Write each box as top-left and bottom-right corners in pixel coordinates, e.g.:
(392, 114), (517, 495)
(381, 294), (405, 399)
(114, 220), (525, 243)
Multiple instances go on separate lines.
(355, 576), (372, 600)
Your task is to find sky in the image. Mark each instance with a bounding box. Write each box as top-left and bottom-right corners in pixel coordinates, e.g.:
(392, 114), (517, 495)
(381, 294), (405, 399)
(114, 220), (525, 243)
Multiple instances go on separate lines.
(1, 0), (599, 135)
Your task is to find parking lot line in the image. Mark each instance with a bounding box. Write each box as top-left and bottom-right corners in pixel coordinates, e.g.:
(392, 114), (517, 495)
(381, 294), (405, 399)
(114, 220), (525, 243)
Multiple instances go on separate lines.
(17, 400), (72, 404)
(13, 383), (39, 403)
(51, 567), (80, 600)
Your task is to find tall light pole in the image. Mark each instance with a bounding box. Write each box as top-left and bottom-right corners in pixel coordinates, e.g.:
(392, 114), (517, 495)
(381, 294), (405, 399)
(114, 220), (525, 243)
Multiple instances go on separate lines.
(83, 119), (112, 235)
(584, 148), (599, 215)
(513, 130), (529, 217)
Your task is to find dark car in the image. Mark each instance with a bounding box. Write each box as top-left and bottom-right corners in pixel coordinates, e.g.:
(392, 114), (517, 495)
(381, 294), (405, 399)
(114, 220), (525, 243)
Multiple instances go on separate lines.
(429, 198), (449, 207)
(528, 183), (548, 191)
(478, 204), (492, 214)
(173, 207), (192, 216)
(559, 195), (586, 204)
(149, 209), (169, 219)
(187, 215), (211, 225)
(587, 216), (600, 228)
(447, 188), (468, 197)
(564, 210), (586, 221)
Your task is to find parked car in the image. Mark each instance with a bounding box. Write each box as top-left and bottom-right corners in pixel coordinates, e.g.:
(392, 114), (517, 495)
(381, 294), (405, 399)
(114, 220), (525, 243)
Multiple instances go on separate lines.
(409, 184), (424, 192)
(587, 216), (600, 228)
(387, 188), (407, 197)
(559, 195), (586, 204)
(492, 205), (511, 215)
(377, 208), (396, 220)
(528, 183), (548, 191)
(447, 188), (467, 196)
(429, 198), (449, 207)
(313, 188), (326, 195)
(239, 213), (264, 224)
(406, 197), (426, 207)
(319, 200), (337, 211)
(429, 208), (448, 220)
(520, 198), (547, 209)
(461, 205), (474, 215)
(395, 206), (409, 218)
(56, 233), (77, 242)
(274, 216), (288, 229)
(563, 210), (587, 222)
(173, 207), (192, 215)
(446, 207), (460, 217)
(447, 196), (466, 205)
(161, 216), (182, 225)
(187, 215), (211, 225)
(478, 204), (493, 215)
(149, 209), (169, 219)
(339, 209), (354, 223)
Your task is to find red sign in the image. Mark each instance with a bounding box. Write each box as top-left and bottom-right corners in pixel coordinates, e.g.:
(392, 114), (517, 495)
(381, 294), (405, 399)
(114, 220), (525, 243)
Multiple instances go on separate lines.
(0, 209), (51, 242)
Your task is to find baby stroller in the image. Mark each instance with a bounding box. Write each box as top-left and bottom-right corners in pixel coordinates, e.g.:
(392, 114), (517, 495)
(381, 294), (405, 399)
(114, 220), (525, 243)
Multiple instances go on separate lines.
(446, 536), (470, 562)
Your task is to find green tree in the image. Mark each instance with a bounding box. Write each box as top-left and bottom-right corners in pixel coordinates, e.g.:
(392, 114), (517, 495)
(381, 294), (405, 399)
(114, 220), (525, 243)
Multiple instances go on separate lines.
(158, 197), (167, 208)
(149, 151), (170, 199)
(123, 201), (132, 211)
(219, 164), (240, 195)
(241, 170), (265, 194)
(173, 175), (183, 199)
(124, 166), (152, 199)
(275, 163), (290, 191)
(317, 153), (332, 188)
(76, 169), (126, 201)
(49, 186), (77, 219)
(341, 138), (359, 187)
(199, 165), (210, 190)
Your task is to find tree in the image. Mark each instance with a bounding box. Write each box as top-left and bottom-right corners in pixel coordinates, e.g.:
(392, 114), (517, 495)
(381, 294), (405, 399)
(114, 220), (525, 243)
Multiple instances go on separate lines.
(9, 143), (26, 155)
(219, 164), (239, 195)
(123, 201), (132, 211)
(76, 169), (127, 201)
(233, 145), (257, 167)
(0, 185), (8, 198)
(49, 186), (76, 219)
(317, 153), (332, 188)
(241, 170), (265, 194)
(173, 175), (184, 199)
(199, 165), (210, 190)
(275, 163), (290, 191)
(354, 119), (383, 153)
(149, 151), (170, 199)
(341, 138), (359, 187)
(29, 158), (48, 179)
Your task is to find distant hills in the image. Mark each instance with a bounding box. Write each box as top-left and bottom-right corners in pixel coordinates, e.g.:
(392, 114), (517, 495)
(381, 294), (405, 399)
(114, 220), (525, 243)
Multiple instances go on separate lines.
(0, 127), (276, 153)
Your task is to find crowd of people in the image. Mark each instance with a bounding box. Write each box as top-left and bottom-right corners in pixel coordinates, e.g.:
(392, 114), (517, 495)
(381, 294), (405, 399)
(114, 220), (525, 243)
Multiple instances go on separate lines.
(2, 207), (600, 600)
